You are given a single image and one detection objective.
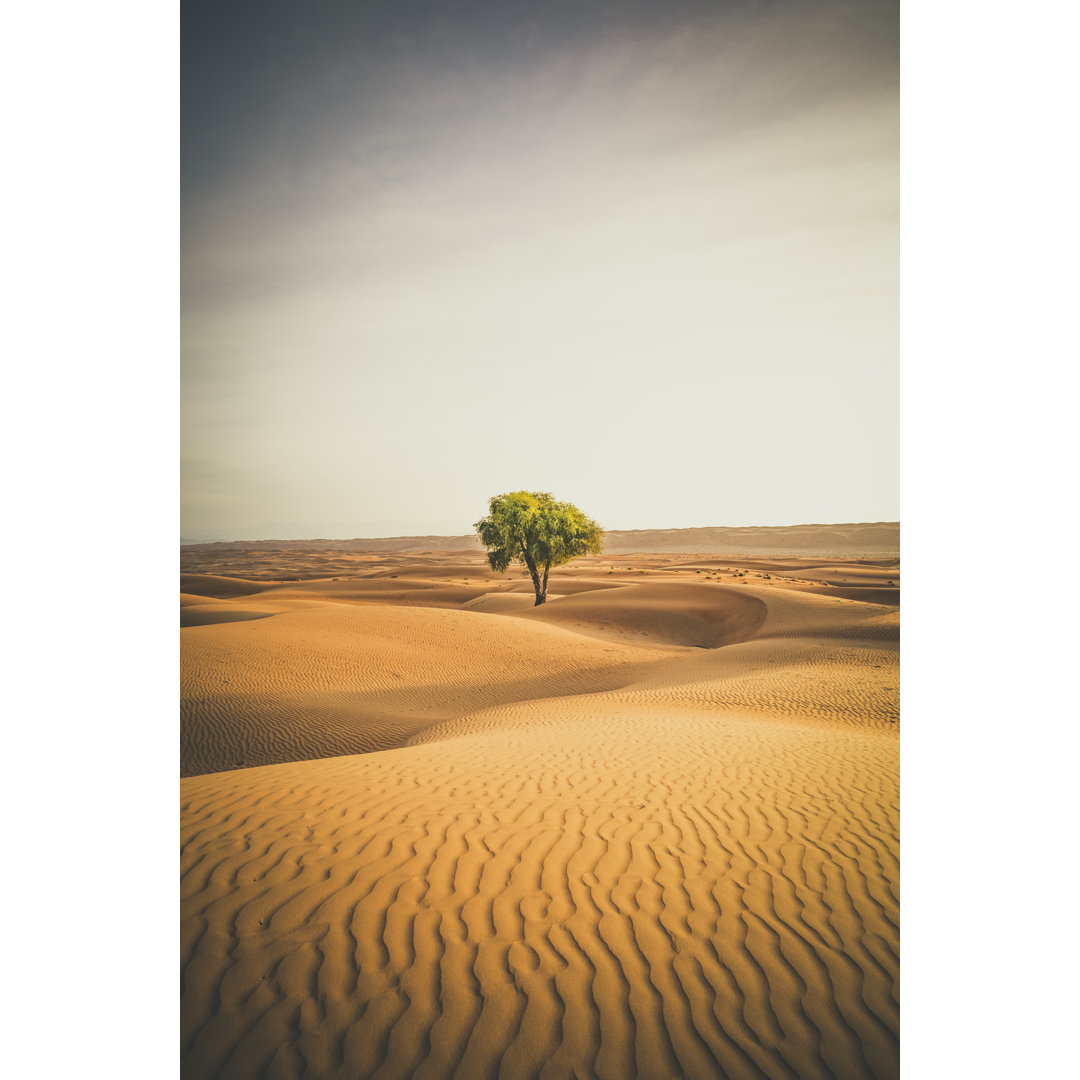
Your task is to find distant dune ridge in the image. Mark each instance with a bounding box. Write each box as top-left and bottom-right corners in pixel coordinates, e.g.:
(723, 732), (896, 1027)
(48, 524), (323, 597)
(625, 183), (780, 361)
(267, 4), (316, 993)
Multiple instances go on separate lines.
(181, 543), (899, 1079)
(181, 520), (900, 558)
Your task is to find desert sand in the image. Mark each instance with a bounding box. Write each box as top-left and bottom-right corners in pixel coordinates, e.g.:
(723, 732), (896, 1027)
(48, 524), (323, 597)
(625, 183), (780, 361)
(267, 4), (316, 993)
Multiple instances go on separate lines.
(181, 541), (899, 1079)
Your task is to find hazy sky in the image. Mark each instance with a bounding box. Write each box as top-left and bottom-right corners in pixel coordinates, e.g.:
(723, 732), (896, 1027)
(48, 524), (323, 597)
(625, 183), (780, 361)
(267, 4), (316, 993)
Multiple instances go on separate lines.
(182, 0), (898, 540)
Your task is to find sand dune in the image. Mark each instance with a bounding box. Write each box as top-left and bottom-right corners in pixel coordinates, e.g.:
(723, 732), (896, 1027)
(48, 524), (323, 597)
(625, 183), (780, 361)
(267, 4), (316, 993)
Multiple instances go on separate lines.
(181, 548), (899, 1078)
(516, 582), (768, 649)
(181, 598), (677, 777)
(183, 573), (269, 598)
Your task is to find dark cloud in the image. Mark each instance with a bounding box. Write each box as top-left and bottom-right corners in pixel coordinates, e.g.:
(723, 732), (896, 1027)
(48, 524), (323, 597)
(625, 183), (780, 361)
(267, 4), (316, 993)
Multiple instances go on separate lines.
(183, 1), (897, 196)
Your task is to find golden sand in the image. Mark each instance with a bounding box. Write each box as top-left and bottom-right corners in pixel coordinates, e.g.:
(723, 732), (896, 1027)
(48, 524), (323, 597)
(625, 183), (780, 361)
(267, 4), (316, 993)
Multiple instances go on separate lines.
(181, 548), (899, 1079)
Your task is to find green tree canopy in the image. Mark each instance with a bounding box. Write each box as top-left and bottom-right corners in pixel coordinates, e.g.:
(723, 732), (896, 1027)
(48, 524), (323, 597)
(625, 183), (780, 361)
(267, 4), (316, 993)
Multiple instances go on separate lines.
(474, 491), (604, 606)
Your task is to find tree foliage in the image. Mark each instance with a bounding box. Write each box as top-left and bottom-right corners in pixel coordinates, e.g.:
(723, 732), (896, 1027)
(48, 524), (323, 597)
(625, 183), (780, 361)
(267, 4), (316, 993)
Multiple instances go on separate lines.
(474, 491), (604, 606)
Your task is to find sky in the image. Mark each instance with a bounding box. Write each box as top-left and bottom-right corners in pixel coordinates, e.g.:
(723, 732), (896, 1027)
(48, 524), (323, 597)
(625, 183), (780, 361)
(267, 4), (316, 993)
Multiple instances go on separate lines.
(181, 0), (898, 541)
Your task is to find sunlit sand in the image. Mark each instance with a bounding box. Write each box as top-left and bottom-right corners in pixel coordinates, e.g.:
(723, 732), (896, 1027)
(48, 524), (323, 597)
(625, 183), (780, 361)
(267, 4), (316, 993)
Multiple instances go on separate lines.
(181, 539), (899, 1079)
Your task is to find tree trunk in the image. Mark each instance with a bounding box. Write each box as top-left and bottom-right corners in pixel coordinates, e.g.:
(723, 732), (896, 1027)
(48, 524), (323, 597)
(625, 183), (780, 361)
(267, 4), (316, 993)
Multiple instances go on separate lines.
(538, 563), (550, 605)
(520, 543), (545, 606)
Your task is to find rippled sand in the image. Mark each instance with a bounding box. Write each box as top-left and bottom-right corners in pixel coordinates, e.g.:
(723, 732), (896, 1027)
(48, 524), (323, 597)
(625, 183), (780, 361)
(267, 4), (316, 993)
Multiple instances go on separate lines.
(181, 551), (899, 1079)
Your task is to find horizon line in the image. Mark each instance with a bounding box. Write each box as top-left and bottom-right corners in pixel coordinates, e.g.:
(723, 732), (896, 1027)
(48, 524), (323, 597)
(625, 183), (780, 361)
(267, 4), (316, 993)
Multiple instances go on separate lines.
(181, 520), (900, 546)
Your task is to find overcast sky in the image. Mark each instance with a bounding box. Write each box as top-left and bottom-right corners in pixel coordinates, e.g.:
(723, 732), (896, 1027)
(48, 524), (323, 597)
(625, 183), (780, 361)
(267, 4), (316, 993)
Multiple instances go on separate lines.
(181, 0), (898, 540)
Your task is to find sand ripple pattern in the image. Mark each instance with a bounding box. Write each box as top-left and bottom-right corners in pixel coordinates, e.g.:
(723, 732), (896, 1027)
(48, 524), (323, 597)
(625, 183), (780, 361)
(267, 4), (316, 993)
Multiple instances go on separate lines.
(182, 602), (669, 777)
(182, 713), (897, 1080)
(182, 560), (898, 1078)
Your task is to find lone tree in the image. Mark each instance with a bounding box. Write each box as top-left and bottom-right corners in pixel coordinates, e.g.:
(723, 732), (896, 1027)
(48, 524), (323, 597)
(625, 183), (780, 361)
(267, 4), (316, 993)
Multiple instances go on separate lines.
(475, 491), (604, 606)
